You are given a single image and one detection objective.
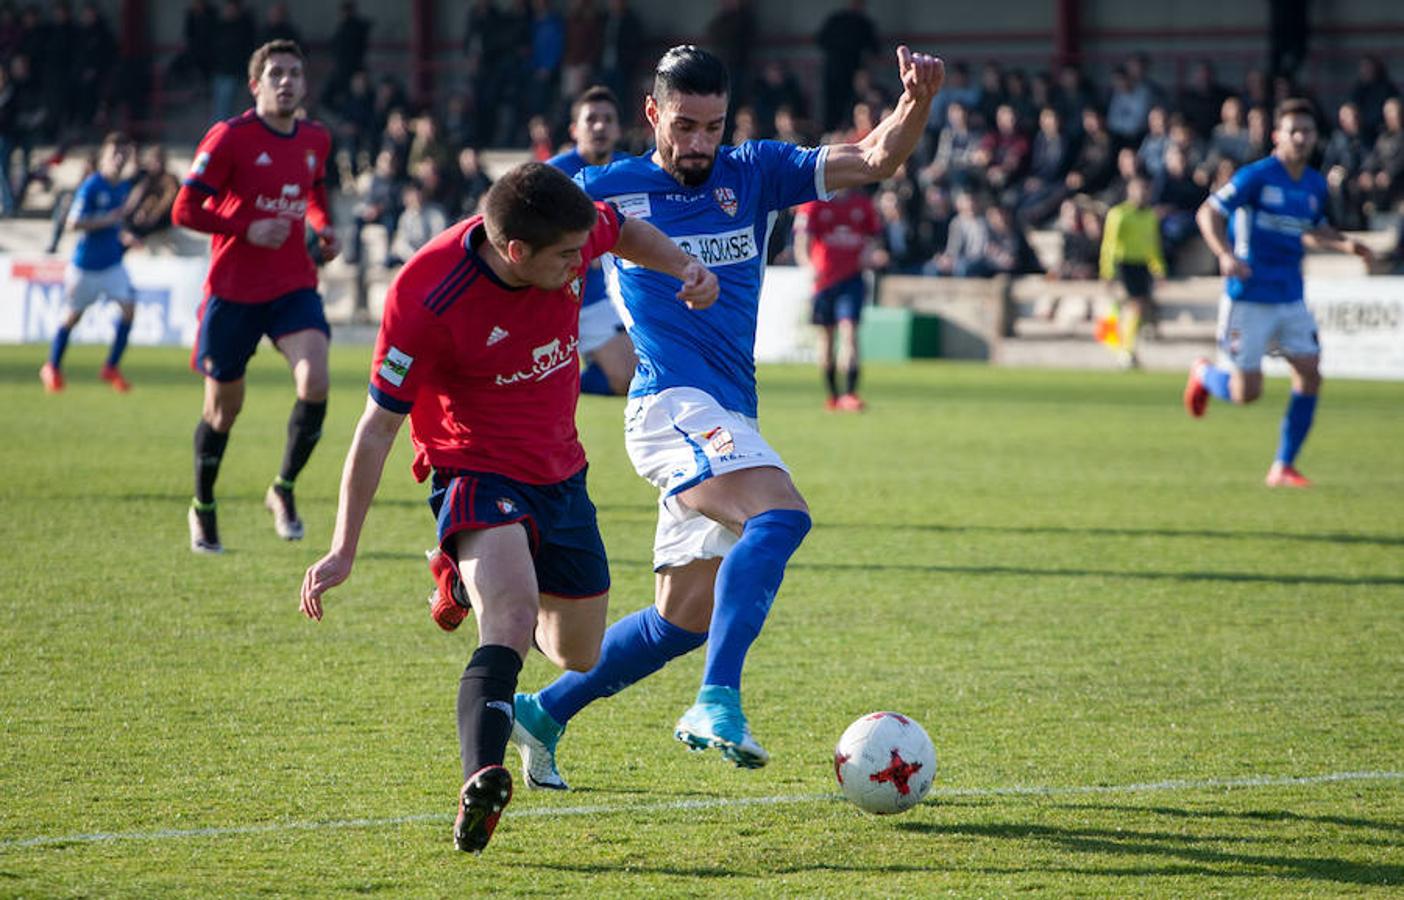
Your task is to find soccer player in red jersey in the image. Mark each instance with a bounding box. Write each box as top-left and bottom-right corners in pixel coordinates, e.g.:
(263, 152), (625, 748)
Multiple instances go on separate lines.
(794, 188), (882, 411)
(172, 40), (340, 553)
(298, 162), (717, 854)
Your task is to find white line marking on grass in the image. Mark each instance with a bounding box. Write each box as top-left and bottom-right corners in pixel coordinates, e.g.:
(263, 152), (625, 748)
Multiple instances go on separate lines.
(3, 770), (1400, 850)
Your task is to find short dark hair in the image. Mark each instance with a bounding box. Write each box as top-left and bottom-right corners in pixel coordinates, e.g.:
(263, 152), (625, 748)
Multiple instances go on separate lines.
(249, 39), (304, 83)
(572, 85), (620, 121)
(653, 45), (728, 101)
(482, 162), (599, 253)
(1275, 97), (1316, 126)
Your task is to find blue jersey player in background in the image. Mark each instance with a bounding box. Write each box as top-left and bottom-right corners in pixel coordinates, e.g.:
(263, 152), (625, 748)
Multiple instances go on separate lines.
(40, 132), (139, 394)
(1186, 98), (1374, 488)
(511, 44), (945, 786)
(548, 85), (636, 396)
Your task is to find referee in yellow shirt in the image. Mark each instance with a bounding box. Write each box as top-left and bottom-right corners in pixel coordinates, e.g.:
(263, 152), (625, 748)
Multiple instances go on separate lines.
(1100, 174), (1166, 368)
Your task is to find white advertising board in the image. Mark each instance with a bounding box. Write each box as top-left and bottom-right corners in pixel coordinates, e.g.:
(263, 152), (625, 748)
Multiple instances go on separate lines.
(1262, 277), (1404, 381)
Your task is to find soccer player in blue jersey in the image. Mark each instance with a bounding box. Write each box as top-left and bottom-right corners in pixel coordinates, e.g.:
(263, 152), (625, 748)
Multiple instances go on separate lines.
(39, 133), (139, 394)
(548, 85), (638, 396)
(509, 44), (944, 785)
(1186, 98), (1374, 488)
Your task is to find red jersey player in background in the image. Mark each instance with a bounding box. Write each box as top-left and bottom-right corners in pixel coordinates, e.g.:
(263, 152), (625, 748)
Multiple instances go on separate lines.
(299, 163), (716, 854)
(794, 187), (882, 411)
(172, 40), (340, 553)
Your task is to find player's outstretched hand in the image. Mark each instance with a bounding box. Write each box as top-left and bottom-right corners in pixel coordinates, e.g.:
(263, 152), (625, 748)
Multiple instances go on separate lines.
(897, 46), (945, 104)
(1217, 251), (1253, 280)
(676, 260), (719, 309)
(247, 217), (293, 249)
(1349, 238), (1376, 268)
(317, 228), (342, 263)
(301, 551), (353, 621)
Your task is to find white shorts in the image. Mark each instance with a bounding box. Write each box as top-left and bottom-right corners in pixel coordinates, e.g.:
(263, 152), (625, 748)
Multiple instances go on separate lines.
(624, 386), (789, 570)
(579, 299), (626, 356)
(65, 263), (134, 312)
(1216, 297), (1320, 371)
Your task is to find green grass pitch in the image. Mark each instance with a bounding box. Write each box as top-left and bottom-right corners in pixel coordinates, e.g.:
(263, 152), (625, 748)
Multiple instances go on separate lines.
(1, 343), (1401, 896)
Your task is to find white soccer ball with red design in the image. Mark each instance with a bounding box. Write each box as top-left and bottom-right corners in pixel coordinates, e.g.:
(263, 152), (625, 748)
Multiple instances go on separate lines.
(833, 711), (936, 815)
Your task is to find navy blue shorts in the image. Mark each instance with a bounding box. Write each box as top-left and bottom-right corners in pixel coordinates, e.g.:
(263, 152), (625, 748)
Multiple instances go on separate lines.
(428, 466), (610, 599)
(811, 275), (866, 326)
(193, 288), (329, 382)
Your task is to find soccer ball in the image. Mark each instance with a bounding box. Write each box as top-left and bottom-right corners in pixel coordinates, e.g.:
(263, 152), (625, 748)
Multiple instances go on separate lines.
(833, 711), (937, 815)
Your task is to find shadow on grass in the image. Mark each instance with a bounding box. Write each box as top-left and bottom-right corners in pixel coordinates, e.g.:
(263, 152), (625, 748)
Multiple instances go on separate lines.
(820, 520), (1404, 549)
(1061, 802), (1404, 836)
(894, 820), (1404, 886)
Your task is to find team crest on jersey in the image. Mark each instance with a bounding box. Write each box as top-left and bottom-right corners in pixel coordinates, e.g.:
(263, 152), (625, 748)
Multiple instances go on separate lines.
(496, 498), (517, 515)
(713, 187), (738, 217)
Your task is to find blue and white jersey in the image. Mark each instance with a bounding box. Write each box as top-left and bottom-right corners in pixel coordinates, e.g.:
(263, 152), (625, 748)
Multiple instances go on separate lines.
(1208, 156), (1327, 304)
(576, 140), (830, 417)
(69, 173), (132, 271)
(548, 147), (631, 309)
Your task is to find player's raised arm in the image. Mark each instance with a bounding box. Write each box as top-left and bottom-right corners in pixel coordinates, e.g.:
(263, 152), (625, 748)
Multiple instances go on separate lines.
(822, 46), (945, 193)
(612, 216), (720, 309)
(300, 397), (405, 621)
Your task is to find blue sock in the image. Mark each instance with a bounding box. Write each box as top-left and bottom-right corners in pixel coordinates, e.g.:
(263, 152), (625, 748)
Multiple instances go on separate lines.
(702, 508), (812, 691)
(48, 326), (71, 369)
(537, 606), (706, 726)
(1202, 363), (1232, 401)
(580, 362), (612, 395)
(1276, 391), (1317, 465)
(106, 318), (132, 368)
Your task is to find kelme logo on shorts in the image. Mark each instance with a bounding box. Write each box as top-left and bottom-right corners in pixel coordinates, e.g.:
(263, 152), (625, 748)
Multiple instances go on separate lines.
(379, 346), (413, 387)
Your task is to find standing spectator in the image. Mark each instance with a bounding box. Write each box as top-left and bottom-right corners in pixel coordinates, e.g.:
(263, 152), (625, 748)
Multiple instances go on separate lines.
(1106, 66), (1151, 150)
(72, 3), (116, 133)
(1322, 102), (1368, 229)
(597, 0), (642, 120)
(387, 180), (447, 268)
(1360, 97), (1404, 217)
(1206, 96), (1252, 170)
(1349, 56), (1399, 143)
(260, 2), (301, 46)
(930, 191), (992, 277)
(1100, 174), (1164, 368)
(1003, 69), (1036, 129)
(560, 0), (601, 103)
(0, 5), (22, 63)
(526, 0), (564, 125)
(1177, 60), (1230, 141)
(39, 2), (76, 138)
(322, 1), (371, 110)
(3, 53), (42, 210)
(1053, 64), (1095, 137)
(706, 0), (754, 109)
(124, 145), (181, 243)
(0, 62), (16, 216)
(816, 0), (878, 131)
(464, 0), (505, 144)
(1268, 0), (1310, 82)
(209, 0), (257, 123)
(331, 69), (377, 174)
(172, 0), (216, 86)
(1242, 67), (1271, 113)
(1136, 106), (1171, 178)
(752, 61), (806, 139)
(1245, 106), (1271, 162)
(1125, 53), (1167, 109)
(347, 148), (400, 266)
(974, 62), (1007, 129)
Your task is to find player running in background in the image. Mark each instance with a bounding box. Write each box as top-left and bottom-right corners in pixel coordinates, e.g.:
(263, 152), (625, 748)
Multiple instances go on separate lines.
(511, 44), (943, 786)
(1186, 98), (1374, 487)
(547, 85), (638, 396)
(1099, 173), (1165, 370)
(40, 132), (139, 394)
(794, 187), (882, 410)
(172, 40), (340, 552)
(299, 162), (716, 853)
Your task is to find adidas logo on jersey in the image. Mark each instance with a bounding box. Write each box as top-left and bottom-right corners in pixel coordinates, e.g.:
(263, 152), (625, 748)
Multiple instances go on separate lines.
(255, 152), (273, 166)
(486, 326), (509, 346)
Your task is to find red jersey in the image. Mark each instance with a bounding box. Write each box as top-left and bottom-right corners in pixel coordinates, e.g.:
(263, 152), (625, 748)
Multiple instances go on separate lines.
(176, 110), (332, 303)
(796, 191), (880, 292)
(369, 205), (623, 485)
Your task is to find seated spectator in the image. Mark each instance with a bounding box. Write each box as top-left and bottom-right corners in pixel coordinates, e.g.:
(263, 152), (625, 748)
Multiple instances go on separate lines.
(388, 180), (447, 268)
(408, 113), (452, 177)
(927, 190), (991, 277)
(752, 60), (807, 138)
(1349, 55), (1399, 143)
(1106, 66), (1151, 150)
(921, 100), (983, 191)
(731, 105), (758, 144)
(1323, 102), (1369, 229)
(1065, 108), (1116, 197)
(1003, 68), (1036, 130)
(772, 105), (809, 146)
(1244, 106), (1270, 163)
(347, 148), (401, 266)
(332, 70), (377, 175)
(914, 183), (953, 268)
(1052, 198), (1098, 280)
(1014, 106), (1073, 225)
(379, 108), (413, 181)
(983, 204), (1042, 275)
(1206, 96), (1252, 170)
(1360, 96), (1404, 217)
(411, 156), (452, 212)
(1166, 117), (1206, 182)
(528, 114), (554, 161)
(1097, 147), (1142, 207)
(453, 146), (493, 220)
(975, 62), (1006, 129)
(874, 186), (928, 275)
(1207, 156), (1237, 193)
(1053, 64), (1095, 137)
(1177, 60), (1230, 142)
(124, 145), (180, 241)
(972, 103), (1029, 196)
(1136, 105), (1170, 178)
(1152, 143), (1206, 263)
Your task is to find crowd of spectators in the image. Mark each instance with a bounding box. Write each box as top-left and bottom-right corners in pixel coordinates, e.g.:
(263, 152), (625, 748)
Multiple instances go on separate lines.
(2, 0), (1402, 276)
